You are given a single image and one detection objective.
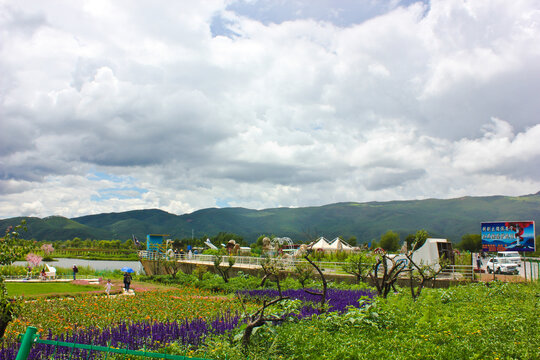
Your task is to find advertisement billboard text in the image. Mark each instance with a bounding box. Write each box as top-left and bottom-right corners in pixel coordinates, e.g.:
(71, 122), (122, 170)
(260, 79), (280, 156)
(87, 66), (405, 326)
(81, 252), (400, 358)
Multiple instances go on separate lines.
(481, 221), (535, 252)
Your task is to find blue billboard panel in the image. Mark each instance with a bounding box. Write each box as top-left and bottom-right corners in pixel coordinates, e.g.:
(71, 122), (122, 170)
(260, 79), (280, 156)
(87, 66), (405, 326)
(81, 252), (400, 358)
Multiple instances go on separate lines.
(481, 221), (535, 252)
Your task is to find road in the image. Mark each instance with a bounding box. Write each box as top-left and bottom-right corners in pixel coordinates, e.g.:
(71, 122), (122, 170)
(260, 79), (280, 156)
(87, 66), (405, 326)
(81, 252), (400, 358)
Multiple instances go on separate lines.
(477, 257), (539, 281)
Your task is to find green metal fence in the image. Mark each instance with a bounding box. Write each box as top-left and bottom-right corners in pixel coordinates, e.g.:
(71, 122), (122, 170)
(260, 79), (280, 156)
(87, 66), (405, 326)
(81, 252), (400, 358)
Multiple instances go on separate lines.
(16, 327), (212, 360)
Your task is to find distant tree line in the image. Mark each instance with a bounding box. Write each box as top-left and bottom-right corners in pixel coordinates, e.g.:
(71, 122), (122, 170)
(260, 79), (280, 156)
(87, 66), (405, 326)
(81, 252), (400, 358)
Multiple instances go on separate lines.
(15, 225), (537, 255)
(50, 238), (138, 250)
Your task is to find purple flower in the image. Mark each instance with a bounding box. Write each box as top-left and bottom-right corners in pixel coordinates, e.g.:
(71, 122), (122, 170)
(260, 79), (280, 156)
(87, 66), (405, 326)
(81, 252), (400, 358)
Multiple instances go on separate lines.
(237, 288), (376, 317)
(1, 312), (241, 360)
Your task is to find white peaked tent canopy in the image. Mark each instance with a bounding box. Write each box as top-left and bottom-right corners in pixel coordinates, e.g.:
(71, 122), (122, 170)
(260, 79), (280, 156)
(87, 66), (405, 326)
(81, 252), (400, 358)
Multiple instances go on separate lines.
(309, 237), (354, 251)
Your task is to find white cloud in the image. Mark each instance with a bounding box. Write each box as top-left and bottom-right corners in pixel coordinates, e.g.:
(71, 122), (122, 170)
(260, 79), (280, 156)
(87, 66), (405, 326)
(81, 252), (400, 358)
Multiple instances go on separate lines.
(1, 0), (539, 219)
(453, 118), (540, 174)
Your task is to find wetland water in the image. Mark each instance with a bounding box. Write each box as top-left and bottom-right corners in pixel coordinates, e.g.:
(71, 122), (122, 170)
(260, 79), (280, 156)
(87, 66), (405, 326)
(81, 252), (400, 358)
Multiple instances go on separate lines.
(14, 258), (144, 274)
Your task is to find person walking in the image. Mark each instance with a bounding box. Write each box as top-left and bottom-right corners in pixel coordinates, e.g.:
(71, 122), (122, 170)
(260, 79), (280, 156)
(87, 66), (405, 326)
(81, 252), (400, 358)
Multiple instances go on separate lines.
(72, 265), (78, 280)
(105, 279), (112, 298)
(123, 272), (132, 293)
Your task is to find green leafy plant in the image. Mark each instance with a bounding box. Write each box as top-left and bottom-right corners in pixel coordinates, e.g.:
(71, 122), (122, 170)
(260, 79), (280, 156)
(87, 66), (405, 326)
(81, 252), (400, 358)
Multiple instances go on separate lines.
(0, 277), (21, 338)
(341, 252), (375, 284)
(0, 220), (33, 266)
(213, 253), (236, 283)
(0, 220), (31, 339)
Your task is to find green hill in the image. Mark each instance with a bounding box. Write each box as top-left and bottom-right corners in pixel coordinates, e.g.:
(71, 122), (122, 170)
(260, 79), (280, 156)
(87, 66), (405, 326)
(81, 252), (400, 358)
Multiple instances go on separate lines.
(1, 192), (539, 243)
(0, 216), (111, 241)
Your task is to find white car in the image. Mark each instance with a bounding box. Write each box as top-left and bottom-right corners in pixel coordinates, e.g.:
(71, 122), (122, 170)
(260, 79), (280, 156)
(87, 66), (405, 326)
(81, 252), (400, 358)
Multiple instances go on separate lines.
(496, 251), (521, 267)
(486, 257), (519, 275)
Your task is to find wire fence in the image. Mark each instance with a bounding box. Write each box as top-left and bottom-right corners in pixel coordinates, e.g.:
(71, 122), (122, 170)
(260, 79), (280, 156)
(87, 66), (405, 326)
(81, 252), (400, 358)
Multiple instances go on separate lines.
(521, 257), (540, 281)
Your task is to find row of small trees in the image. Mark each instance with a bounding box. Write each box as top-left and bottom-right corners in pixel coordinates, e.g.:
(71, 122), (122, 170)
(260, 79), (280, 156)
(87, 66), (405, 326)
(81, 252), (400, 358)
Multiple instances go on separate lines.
(54, 238), (137, 250)
(205, 230), (448, 353)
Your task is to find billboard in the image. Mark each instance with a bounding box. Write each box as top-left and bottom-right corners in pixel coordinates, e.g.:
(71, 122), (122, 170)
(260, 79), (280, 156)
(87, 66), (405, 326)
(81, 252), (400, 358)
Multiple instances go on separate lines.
(481, 221), (535, 252)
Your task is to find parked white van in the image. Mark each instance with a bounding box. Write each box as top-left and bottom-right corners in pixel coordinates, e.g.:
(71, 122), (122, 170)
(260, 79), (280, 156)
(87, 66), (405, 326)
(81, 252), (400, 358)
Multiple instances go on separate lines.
(496, 251), (521, 267)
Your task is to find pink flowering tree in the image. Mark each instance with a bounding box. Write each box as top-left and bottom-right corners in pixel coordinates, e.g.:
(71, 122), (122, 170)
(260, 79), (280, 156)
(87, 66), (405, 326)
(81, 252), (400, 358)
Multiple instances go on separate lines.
(26, 253), (42, 268)
(41, 243), (54, 256)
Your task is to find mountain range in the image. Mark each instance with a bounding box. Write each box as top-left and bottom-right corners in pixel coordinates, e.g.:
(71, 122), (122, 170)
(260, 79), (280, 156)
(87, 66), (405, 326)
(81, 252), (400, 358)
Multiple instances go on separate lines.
(1, 192), (539, 244)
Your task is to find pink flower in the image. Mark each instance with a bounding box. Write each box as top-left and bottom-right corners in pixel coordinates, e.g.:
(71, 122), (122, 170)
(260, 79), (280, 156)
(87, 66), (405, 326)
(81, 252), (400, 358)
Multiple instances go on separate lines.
(26, 252), (43, 267)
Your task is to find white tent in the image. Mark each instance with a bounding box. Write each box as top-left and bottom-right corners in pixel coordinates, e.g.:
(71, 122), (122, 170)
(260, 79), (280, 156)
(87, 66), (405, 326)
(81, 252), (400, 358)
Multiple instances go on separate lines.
(309, 237), (331, 250)
(309, 237), (354, 251)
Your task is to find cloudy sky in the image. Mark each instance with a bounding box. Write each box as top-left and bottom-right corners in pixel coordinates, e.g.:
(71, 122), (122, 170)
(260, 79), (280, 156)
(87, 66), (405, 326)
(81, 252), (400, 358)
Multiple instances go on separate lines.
(1, 0), (540, 219)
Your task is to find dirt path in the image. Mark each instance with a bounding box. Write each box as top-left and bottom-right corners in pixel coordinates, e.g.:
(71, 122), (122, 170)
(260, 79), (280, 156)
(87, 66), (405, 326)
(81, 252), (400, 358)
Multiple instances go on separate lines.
(478, 273), (526, 282)
(109, 279), (176, 292)
(71, 279), (178, 296)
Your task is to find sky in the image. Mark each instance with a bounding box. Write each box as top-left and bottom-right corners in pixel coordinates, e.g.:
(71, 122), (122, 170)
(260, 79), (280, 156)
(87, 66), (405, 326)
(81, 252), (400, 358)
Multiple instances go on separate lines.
(1, 0), (540, 219)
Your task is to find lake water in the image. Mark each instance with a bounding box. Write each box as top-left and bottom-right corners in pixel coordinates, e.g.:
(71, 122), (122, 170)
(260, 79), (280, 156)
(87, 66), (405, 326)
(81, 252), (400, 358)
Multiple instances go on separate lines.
(13, 258), (144, 274)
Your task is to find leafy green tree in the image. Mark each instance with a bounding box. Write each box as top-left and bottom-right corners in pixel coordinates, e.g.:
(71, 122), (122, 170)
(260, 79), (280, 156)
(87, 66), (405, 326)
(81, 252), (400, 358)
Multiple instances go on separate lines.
(0, 278), (19, 338)
(123, 238), (136, 249)
(531, 235), (540, 256)
(172, 238), (187, 250)
(457, 234), (482, 252)
(411, 229), (428, 251)
(0, 220), (32, 265)
(255, 235), (267, 247)
(71, 237), (82, 248)
(380, 231), (400, 252)
(341, 252), (375, 283)
(211, 232), (244, 246)
(404, 233), (416, 250)
(347, 236), (357, 247)
(0, 220), (31, 339)
(213, 252), (236, 283)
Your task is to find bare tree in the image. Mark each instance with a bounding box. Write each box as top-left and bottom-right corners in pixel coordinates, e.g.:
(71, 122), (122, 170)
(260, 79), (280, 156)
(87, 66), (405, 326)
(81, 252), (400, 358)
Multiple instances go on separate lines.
(302, 253), (328, 312)
(239, 294), (290, 352)
(368, 250), (407, 298)
(213, 254), (235, 283)
(294, 261), (315, 288)
(238, 261), (290, 353)
(404, 251), (448, 300)
(163, 259), (182, 279)
(259, 256), (284, 287)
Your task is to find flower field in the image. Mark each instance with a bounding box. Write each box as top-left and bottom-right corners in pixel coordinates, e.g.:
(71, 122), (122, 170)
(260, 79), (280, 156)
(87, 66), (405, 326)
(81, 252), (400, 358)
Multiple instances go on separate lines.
(0, 285), (379, 360)
(6, 288), (238, 339)
(2, 287), (243, 360)
(1, 315), (240, 360)
(2, 281), (539, 360)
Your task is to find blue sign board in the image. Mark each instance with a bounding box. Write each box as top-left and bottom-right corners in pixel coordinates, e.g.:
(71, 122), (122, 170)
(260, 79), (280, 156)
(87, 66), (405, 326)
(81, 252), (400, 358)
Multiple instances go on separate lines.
(481, 221), (535, 252)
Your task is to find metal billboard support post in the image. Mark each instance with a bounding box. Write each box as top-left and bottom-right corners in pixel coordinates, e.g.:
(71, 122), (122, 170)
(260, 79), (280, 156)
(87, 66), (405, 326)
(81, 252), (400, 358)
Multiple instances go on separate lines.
(15, 326), (37, 360)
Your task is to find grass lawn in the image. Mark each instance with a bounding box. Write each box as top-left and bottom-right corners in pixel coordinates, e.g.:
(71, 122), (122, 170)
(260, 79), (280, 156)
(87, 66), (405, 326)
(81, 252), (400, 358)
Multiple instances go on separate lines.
(5, 282), (102, 297)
